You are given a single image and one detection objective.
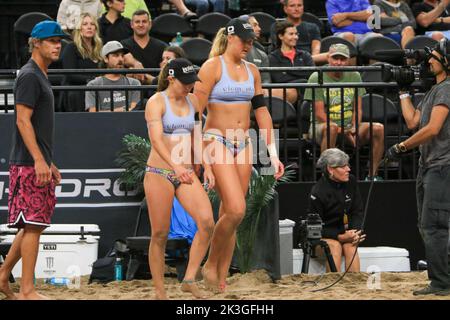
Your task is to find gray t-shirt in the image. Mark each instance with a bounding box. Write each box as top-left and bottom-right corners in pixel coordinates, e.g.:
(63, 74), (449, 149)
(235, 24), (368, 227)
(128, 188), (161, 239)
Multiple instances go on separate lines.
(85, 76), (141, 111)
(246, 46), (271, 84)
(10, 59), (54, 166)
(417, 78), (450, 168)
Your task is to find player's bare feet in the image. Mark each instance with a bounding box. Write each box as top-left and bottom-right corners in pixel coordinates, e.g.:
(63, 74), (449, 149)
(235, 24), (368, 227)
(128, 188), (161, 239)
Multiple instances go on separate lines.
(181, 280), (207, 299)
(218, 281), (227, 293)
(0, 271), (17, 300)
(154, 288), (168, 300)
(18, 291), (50, 300)
(201, 263), (218, 291)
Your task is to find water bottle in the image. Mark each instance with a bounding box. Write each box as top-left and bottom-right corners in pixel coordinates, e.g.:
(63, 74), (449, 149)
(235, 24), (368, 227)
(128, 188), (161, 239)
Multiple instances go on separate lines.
(114, 257), (122, 281)
(229, 0), (240, 11)
(45, 277), (70, 286)
(175, 32), (183, 46)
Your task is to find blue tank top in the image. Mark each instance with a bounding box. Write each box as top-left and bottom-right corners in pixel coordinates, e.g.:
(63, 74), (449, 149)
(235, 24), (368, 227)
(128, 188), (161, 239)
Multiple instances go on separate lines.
(209, 55), (255, 104)
(161, 91), (195, 135)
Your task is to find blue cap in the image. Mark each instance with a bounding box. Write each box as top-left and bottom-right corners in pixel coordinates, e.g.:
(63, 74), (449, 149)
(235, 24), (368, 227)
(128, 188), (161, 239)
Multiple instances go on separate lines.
(31, 20), (68, 39)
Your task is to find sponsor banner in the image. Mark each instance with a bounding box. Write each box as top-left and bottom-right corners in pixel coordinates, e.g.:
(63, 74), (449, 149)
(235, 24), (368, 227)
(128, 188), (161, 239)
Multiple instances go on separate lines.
(0, 169), (141, 211)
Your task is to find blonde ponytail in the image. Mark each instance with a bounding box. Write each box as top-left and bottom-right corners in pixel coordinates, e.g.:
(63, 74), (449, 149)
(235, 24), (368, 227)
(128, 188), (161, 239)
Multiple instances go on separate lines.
(209, 27), (228, 58)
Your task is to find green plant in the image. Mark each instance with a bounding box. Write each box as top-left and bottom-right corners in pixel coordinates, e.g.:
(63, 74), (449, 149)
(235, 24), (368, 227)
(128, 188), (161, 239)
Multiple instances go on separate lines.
(116, 133), (294, 273)
(232, 168), (294, 273)
(115, 134), (151, 195)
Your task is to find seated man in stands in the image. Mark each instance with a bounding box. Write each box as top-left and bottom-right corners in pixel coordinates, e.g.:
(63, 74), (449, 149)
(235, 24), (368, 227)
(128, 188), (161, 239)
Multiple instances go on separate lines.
(326, 0), (382, 45)
(240, 15), (271, 85)
(308, 148), (366, 272)
(374, 0), (416, 49)
(303, 44), (385, 181)
(270, 0), (327, 64)
(412, 0), (450, 41)
(121, 10), (167, 86)
(85, 41), (141, 112)
(99, 0), (133, 43)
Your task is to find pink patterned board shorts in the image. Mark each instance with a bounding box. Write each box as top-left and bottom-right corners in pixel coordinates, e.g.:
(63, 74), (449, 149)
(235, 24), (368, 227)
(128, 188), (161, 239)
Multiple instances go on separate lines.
(8, 165), (56, 229)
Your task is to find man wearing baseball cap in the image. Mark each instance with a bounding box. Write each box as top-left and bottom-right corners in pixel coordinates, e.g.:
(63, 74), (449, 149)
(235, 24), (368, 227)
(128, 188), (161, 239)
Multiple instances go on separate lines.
(304, 43), (385, 181)
(0, 20), (67, 300)
(85, 40), (141, 112)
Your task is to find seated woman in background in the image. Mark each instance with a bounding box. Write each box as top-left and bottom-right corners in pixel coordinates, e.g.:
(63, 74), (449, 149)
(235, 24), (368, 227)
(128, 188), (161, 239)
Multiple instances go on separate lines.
(374, 0), (416, 48)
(134, 46), (187, 110)
(308, 148), (366, 272)
(61, 12), (103, 112)
(269, 20), (315, 105)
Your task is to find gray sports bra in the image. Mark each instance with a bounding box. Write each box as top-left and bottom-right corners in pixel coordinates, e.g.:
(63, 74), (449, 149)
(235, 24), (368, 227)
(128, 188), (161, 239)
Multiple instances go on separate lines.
(161, 91), (195, 135)
(208, 55), (255, 104)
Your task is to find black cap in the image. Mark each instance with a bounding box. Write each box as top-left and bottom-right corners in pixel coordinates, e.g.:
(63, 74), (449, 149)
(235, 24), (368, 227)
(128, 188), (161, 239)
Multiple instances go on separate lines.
(225, 18), (256, 41)
(167, 58), (200, 84)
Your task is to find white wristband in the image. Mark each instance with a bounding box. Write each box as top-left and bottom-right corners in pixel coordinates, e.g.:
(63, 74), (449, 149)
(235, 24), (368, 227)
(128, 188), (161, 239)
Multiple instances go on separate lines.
(399, 93), (410, 100)
(267, 143), (278, 158)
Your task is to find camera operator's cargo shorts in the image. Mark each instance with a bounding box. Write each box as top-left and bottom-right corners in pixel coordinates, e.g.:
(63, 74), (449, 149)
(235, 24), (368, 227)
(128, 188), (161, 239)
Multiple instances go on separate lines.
(7, 165), (56, 229)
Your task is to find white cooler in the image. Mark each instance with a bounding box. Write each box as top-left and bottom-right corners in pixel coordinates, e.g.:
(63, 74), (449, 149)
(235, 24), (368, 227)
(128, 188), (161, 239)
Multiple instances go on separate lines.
(293, 246), (410, 274)
(0, 224), (100, 279)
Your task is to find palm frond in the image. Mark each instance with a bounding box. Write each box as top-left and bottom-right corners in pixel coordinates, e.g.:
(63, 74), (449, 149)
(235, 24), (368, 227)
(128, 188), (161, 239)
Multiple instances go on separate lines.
(115, 134), (151, 195)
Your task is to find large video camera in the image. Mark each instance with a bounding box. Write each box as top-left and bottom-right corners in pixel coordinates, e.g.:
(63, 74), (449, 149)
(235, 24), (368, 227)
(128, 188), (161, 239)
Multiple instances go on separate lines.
(378, 48), (435, 90)
(298, 213), (323, 249)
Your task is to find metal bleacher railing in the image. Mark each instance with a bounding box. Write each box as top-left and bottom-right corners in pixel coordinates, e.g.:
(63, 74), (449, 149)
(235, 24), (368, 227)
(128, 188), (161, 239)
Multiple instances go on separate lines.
(0, 65), (422, 182)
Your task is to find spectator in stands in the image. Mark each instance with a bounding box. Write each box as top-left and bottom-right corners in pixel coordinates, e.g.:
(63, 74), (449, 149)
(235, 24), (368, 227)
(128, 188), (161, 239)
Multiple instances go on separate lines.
(57, 0), (103, 33)
(101, 0), (198, 19)
(122, 0), (150, 19)
(270, 0), (327, 64)
(308, 148), (365, 272)
(166, 0), (198, 20)
(121, 10), (167, 85)
(269, 20), (315, 104)
(412, 0), (450, 40)
(85, 41), (141, 111)
(374, 0), (416, 48)
(326, 0), (382, 45)
(99, 0), (133, 43)
(142, 46), (187, 104)
(304, 44), (385, 181)
(239, 15), (271, 85)
(184, 0), (212, 16)
(61, 13), (103, 112)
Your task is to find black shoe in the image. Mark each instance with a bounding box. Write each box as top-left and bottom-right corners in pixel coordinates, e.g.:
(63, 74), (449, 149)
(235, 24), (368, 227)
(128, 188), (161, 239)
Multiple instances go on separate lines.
(416, 260), (428, 271)
(413, 285), (450, 296)
(183, 11), (197, 21)
(435, 288), (450, 296)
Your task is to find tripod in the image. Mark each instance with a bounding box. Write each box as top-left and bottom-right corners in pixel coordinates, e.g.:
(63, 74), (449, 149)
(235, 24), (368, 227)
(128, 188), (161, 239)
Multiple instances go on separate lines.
(301, 239), (337, 273)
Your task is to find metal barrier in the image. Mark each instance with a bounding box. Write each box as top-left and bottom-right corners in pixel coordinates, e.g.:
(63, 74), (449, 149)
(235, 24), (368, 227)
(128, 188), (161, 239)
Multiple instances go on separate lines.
(0, 66), (421, 181)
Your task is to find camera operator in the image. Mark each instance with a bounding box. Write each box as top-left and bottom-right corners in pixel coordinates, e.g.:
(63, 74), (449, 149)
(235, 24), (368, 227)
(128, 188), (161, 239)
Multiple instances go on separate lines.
(385, 40), (450, 296)
(308, 148), (366, 272)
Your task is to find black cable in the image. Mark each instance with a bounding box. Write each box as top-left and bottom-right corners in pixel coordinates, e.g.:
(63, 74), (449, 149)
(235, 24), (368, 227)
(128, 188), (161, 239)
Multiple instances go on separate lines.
(308, 174), (376, 292)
